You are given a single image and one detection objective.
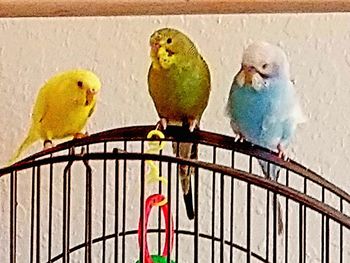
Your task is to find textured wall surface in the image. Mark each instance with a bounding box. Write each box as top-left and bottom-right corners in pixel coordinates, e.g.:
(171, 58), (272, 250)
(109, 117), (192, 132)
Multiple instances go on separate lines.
(0, 14), (350, 262)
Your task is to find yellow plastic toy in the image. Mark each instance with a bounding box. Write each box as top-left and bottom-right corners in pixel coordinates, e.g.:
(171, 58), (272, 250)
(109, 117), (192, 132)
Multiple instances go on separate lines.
(145, 130), (167, 185)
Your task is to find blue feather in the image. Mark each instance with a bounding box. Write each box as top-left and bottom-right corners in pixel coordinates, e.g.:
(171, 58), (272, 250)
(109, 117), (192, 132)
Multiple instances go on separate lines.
(227, 77), (299, 180)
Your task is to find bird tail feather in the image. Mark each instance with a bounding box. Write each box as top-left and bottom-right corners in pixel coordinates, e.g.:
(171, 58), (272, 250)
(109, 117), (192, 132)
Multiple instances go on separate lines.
(277, 199), (284, 235)
(173, 141), (197, 220)
(258, 159), (280, 180)
(8, 129), (38, 165)
(258, 159), (284, 235)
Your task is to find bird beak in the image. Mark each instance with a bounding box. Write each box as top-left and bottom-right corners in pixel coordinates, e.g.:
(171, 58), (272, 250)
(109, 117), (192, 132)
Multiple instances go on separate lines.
(243, 65), (256, 85)
(85, 88), (97, 106)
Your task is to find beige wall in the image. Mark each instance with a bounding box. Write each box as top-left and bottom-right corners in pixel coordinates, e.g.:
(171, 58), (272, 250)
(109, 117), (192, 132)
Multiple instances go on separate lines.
(0, 14), (349, 262)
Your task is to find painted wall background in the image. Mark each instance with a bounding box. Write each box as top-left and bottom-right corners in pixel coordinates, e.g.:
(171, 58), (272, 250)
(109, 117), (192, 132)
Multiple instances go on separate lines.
(0, 14), (349, 262)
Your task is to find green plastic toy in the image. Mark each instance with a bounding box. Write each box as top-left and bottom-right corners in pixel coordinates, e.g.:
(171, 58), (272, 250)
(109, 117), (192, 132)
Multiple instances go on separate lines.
(136, 255), (175, 263)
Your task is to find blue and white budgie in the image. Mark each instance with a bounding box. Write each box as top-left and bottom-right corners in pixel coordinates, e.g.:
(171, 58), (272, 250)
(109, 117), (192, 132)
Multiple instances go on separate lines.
(226, 41), (305, 234)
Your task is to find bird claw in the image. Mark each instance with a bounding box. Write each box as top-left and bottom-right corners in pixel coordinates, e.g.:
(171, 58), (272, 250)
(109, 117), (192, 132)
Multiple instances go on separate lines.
(43, 140), (54, 150)
(277, 144), (288, 161)
(155, 118), (167, 130)
(73, 132), (88, 139)
(234, 133), (245, 143)
(188, 119), (198, 133)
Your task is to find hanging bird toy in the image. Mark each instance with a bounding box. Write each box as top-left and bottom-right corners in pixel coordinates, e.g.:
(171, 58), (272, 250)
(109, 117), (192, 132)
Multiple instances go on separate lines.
(136, 194), (175, 263)
(145, 130), (167, 185)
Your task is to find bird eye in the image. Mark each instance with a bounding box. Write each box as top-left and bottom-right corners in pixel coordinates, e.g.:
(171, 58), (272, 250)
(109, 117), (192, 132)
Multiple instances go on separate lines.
(77, 81), (83, 88)
(262, 63), (268, 70)
(167, 38), (172, 44)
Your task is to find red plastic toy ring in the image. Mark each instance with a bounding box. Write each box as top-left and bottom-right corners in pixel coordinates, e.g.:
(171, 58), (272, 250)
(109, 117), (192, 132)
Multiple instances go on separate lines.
(138, 194), (174, 263)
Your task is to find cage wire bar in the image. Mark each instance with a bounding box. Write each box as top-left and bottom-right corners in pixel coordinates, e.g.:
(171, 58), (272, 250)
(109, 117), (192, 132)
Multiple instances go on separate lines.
(0, 125), (350, 262)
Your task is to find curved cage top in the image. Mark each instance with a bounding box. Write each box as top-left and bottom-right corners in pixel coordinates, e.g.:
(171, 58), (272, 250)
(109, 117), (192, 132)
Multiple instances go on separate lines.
(0, 125), (349, 262)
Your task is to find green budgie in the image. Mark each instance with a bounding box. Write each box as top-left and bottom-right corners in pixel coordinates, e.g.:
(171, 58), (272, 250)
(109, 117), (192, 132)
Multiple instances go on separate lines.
(148, 28), (211, 220)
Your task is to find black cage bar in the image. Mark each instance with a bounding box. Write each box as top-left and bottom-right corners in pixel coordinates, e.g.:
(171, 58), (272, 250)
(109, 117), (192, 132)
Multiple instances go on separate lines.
(0, 125), (349, 262)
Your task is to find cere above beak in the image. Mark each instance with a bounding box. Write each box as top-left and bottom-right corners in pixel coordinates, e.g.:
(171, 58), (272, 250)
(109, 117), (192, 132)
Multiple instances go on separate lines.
(243, 65), (256, 74)
(151, 42), (161, 53)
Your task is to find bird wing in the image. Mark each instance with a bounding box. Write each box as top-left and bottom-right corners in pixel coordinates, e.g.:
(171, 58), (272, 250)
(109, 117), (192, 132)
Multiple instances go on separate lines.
(261, 80), (304, 148)
(226, 81), (242, 134)
(31, 85), (49, 125)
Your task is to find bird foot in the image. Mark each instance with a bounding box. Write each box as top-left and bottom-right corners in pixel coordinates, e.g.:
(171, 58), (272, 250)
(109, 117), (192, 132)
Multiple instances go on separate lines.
(234, 133), (245, 143)
(43, 140), (54, 150)
(277, 144), (288, 161)
(74, 132), (88, 139)
(155, 118), (167, 130)
(188, 119), (198, 133)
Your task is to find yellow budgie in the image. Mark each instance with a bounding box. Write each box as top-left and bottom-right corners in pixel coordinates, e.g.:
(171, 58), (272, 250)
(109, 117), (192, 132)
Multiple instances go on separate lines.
(9, 69), (101, 164)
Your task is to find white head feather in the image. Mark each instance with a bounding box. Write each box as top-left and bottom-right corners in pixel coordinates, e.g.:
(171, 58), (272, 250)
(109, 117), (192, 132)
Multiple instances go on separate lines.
(236, 41), (291, 89)
(235, 41), (306, 125)
(243, 41), (290, 79)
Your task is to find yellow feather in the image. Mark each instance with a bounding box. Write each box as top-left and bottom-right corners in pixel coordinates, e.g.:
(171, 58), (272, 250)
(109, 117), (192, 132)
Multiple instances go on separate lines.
(8, 127), (39, 164)
(8, 69), (101, 164)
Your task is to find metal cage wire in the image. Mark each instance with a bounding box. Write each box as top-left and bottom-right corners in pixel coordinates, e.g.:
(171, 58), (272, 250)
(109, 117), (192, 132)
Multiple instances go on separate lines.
(0, 125), (349, 262)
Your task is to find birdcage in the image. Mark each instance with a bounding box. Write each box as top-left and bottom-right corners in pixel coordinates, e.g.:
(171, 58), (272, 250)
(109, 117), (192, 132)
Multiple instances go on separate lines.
(0, 125), (349, 263)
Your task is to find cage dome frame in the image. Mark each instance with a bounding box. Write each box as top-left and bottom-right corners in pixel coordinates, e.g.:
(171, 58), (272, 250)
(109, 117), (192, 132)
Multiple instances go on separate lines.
(0, 125), (349, 262)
